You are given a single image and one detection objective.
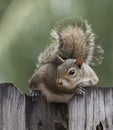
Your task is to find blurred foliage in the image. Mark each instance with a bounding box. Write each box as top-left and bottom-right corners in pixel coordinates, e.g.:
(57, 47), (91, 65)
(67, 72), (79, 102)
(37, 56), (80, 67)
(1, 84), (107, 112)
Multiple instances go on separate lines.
(0, 0), (113, 92)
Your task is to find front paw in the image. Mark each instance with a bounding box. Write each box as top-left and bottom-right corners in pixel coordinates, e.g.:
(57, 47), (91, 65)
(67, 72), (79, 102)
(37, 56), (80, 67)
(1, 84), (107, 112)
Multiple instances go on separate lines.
(75, 87), (85, 96)
(30, 90), (41, 102)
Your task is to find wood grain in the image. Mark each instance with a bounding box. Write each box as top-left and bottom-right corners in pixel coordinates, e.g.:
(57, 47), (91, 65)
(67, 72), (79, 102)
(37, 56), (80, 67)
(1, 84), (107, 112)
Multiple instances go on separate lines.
(0, 83), (68, 130)
(0, 83), (113, 130)
(0, 83), (25, 130)
(69, 87), (113, 130)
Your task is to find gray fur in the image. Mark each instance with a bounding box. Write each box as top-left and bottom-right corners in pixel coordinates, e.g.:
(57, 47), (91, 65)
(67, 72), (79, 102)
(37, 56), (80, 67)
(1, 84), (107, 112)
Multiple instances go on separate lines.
(37, 17), (104, 67)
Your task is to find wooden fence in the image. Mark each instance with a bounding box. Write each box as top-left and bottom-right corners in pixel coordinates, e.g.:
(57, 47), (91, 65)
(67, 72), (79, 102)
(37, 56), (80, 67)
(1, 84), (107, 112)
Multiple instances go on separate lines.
(0, 83), (113, 130)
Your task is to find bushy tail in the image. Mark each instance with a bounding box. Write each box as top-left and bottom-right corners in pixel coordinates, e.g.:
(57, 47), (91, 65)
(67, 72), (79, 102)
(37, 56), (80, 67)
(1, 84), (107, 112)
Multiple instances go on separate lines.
(37, 43), (59, 67)
(37, 17), (104, 67)
(51, 17), (104, 65)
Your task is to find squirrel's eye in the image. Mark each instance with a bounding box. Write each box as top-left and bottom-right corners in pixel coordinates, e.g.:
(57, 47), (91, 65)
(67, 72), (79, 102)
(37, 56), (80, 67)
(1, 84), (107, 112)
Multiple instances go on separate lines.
(68, 68), (76, 76)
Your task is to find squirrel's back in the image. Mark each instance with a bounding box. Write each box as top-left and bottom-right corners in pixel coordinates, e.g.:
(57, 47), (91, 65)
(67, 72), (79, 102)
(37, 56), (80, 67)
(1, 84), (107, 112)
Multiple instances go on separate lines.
(38, 17), (104, 67)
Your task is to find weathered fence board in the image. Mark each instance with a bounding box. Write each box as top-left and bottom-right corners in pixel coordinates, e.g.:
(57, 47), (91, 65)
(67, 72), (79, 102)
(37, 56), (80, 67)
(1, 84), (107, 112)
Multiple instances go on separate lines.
(69, 87), (113, 130)
(0, 83), (25, 130)
(0, 83), (67, 130)
(25, 95), (68, 130)
(0, 83), (113, 130)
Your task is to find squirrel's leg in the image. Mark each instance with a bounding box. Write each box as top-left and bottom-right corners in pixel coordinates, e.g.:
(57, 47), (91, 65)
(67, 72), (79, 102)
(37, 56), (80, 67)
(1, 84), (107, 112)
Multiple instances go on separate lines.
(81, 63), (99, 87)
(30, 89), (41, 101)
(74, 78), (96, 96)
(74, 86), (85, 96)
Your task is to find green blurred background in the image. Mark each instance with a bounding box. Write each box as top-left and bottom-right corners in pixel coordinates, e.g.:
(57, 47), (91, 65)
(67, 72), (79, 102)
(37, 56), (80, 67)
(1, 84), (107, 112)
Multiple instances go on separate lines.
(0, 0), (113, 92)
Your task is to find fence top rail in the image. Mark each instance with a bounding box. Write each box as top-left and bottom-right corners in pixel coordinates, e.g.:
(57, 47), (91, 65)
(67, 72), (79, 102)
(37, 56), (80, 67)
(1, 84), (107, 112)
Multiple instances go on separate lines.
(0, 83), (113, 130)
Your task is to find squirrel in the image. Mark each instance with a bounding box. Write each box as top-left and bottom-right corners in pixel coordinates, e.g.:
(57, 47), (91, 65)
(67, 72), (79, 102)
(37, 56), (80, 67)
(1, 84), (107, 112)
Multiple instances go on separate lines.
(29, 17), (104, 103)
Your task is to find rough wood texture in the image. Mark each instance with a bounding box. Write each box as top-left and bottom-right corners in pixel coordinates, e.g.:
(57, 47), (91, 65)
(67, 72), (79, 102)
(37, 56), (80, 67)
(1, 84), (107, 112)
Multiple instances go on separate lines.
(25, 96), (68, 130)
(69, 87), (113, 130)
(0, 83), (68, 130)
(0, 83), (25, 130)
(0, 83), (113, 130)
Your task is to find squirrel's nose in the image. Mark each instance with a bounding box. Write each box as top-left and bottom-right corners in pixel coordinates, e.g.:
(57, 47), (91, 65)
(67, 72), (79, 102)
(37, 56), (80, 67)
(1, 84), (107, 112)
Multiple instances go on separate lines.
(56, 79), (62, 85)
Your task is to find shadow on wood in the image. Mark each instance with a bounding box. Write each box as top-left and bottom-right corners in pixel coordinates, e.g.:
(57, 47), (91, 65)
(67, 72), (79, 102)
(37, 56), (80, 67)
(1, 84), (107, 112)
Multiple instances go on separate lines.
(0, 83), (113, 130)
(25, 94), (68, 130)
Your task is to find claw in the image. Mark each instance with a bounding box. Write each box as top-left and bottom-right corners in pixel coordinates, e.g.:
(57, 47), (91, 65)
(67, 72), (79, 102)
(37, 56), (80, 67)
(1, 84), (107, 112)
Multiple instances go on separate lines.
(75, 87), (85, 96)
(30, 90), (41, 102)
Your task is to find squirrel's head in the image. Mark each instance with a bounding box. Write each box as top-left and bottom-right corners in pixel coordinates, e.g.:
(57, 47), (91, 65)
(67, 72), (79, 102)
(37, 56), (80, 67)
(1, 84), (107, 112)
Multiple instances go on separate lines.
(56, 56), (83, 92)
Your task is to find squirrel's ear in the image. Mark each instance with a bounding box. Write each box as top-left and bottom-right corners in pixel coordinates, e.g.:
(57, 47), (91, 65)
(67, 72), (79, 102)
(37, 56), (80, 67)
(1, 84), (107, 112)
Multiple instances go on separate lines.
(75, 57), (83, 69)
(56, 55), (65, 64)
